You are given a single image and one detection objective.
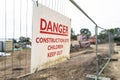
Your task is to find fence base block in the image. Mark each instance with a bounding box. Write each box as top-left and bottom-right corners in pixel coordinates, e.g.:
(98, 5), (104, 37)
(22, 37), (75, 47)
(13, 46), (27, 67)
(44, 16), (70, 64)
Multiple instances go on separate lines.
(86, 74), (111, 80)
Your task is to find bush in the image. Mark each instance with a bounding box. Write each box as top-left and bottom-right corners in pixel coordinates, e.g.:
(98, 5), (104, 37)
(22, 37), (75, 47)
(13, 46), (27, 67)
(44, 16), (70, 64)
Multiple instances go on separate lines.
(114, 37), (120, 42)
(71, 35), (77, 40)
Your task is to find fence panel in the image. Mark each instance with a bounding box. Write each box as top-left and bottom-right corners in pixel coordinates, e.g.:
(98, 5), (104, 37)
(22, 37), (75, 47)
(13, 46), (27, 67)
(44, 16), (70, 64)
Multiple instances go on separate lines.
(0, 0), (115, 80)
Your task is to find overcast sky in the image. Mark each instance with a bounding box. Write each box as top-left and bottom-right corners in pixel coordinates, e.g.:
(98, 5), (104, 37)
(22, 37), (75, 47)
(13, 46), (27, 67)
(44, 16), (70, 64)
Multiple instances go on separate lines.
(0, 0), (120, 39)
(74, 0), (120, 30)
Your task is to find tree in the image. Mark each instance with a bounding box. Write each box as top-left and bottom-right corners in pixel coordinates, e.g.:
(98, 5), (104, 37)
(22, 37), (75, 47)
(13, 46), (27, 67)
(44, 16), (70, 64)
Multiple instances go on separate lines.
(98, 28), (120, 42)
(114, 28), (120, 36)
(114, 28), (120, 42)
(19, 36), (31, 45)
(25, 37), (31, 45)
(71, 28), (77, 40)
(71, 28), (74, 36)
(107, 28), (120, 37)
(108, 28), (114, 34)
(98, 30), (108, 39)
(19, 36), (26, 43)
(80, 28), (91, 38)
(12, 38), (17, 43)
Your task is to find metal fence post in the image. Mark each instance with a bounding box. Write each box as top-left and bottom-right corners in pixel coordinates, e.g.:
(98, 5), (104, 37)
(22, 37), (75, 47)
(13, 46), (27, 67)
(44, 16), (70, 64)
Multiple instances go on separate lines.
(108, 32), (112, 58)
(95, 26), (99, 80)
(69, 0), (100, 79)
(109, 31), (114, 58)
(4, 0), (7, 79)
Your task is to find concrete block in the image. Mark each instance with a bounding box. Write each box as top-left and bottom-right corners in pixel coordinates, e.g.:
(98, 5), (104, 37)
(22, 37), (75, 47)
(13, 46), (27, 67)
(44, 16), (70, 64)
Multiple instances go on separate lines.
(86, 74), (110, 80)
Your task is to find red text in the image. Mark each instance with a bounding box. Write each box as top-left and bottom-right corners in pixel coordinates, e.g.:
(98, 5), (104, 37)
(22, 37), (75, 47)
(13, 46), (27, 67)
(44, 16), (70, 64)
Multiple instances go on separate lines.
(40, 18), (68, 36)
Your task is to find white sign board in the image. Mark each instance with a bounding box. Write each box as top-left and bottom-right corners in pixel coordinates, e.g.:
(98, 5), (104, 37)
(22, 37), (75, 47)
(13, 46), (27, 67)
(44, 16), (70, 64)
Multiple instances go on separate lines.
(31, 3), (71, 73)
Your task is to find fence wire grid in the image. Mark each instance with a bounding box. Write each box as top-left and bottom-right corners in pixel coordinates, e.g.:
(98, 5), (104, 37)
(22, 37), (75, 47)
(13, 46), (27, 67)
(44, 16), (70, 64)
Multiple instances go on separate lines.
(0, 0), (115, 80)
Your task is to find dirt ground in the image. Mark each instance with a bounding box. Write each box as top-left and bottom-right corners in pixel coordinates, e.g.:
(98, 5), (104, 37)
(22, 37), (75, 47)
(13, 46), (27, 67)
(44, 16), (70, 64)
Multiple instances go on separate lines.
(103, 45), (120, 80)
(0, 48), (31, 80)
(0, 43), (120, 80)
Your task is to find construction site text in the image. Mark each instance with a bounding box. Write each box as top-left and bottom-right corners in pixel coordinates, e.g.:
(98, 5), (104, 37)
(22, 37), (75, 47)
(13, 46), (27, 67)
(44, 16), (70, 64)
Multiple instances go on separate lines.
(36, 37), (69, 43)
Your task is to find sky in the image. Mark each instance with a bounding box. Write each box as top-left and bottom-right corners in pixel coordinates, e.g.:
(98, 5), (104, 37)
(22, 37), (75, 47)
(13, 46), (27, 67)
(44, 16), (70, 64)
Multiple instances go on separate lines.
(70, 0), (120, 35)
(74, 0), (120, 28)
(0, 0), (120, 39)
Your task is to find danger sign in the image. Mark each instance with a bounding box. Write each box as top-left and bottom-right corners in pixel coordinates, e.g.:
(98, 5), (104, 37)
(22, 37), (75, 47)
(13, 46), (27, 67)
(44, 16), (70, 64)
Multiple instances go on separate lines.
(31, 3), (71, 73)
(40, 18), (68, 36)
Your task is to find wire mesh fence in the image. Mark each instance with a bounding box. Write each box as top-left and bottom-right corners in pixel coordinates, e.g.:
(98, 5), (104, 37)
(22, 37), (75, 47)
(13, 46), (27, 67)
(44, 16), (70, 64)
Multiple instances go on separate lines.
(0, 38), (31, 80)
(96, 27), (114, 76)
(0, 0), (70, 80)
(0, 0), (115, 80)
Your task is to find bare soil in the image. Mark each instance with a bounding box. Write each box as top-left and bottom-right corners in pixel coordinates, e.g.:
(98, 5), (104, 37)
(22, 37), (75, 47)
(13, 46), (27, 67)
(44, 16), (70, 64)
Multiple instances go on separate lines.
(103, 45), (120, 80)
(0, 43), (119, 80)
(0, 49), (31, 80)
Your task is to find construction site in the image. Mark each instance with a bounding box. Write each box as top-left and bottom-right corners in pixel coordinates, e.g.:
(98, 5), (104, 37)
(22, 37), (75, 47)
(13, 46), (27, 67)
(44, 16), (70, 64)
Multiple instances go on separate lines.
(0, 0), (120, 80)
